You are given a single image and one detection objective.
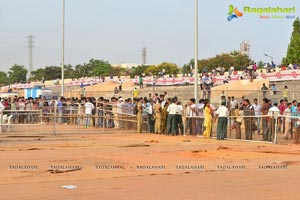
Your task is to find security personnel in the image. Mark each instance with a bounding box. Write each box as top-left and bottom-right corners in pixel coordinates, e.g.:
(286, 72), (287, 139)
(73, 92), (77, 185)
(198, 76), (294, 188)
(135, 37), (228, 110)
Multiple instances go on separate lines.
(137, 98), (143, 133)
(154, 100), (162, 134)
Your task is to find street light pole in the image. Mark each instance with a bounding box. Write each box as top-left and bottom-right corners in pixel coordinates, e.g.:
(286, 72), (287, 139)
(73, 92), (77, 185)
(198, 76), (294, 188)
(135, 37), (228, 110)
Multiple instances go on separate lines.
(61, 0), (65, 97)
(264, 53), (273, 63)
(194, 0), (198, 101)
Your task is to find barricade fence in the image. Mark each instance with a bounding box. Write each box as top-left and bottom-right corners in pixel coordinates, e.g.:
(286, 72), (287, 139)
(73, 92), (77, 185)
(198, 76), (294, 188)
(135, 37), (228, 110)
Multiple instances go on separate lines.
(185, 114), (296, 145)
(0, 105), (297, 145)
(0, 107), (145, 135)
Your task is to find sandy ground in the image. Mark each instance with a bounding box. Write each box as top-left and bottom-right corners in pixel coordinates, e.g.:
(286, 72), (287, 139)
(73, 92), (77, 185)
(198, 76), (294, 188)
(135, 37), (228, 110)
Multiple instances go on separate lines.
(0, 130), (300, 200)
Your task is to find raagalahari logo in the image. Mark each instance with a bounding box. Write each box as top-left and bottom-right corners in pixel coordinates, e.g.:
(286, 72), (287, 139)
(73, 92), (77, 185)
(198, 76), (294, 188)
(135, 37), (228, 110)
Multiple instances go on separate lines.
(227, 5), (296, 21)
(227, 5), (243, 21)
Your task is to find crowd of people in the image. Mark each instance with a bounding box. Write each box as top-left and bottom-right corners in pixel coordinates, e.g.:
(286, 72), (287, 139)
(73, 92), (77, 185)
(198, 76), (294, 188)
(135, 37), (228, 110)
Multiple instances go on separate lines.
(1, 87), (300, 145)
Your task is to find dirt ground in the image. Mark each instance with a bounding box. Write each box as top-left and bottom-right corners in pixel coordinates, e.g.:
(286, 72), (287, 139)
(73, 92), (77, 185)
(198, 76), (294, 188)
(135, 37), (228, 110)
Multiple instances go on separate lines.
(0, 130), (300, 200)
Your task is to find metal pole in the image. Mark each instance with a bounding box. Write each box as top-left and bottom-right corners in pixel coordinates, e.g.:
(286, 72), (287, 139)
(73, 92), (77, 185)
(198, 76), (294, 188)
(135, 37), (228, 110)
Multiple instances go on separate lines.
(61, 0), (65, 97)
(194, 0), (199, 101)
(28, 35), (34, 80)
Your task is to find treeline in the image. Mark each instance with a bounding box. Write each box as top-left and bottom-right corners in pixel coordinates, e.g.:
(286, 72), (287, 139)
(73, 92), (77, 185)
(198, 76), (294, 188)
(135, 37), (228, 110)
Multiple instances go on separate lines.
(0, 51), (254, 86)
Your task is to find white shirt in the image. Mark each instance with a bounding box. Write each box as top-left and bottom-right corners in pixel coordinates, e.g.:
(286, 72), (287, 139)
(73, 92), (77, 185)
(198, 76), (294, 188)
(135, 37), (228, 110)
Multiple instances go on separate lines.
(147, 104), (153, 115)
(185, 105), (191, 117)
(161, 101), (166, 109)
(167, 103), (177, 115)
(216, 105), (228, 117)
(230, 100), (238, 109)
(176, 105), (183, 115)
(0, 102), (5, 113)
(252, 103), (261, 116)
(117, 102), (124, 114)
(85, 102), (94, 115)
(284, 107), (292, 122)
(189, 104), (196, 116)
(268, 106), (280, 117)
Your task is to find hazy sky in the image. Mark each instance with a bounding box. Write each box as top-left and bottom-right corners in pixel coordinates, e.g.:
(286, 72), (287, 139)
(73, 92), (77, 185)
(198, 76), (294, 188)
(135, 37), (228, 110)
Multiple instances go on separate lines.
(0, 0), (299, 71)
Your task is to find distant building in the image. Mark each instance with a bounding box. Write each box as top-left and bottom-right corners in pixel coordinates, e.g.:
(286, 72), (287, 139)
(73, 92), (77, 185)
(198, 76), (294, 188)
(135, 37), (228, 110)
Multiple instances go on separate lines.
(112, 63), (141, 69)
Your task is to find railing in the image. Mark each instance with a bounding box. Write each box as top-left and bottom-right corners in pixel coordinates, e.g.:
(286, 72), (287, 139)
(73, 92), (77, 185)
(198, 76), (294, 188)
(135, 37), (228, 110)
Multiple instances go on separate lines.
(0, 108), (143, 135)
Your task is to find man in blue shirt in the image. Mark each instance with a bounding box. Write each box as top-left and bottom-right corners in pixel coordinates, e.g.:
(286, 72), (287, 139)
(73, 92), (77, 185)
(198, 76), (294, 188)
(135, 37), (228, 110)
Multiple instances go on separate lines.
(291, 100), (298, 139)
(294, 103), (300, 144)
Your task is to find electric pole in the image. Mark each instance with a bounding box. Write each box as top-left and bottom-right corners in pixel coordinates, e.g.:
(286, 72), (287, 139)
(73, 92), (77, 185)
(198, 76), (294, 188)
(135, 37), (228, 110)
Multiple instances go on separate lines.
(142, 47), (146, 65)
(28, 35), (34, 80)
(194, 0), (199, 101)
(61, 0), (65, 97)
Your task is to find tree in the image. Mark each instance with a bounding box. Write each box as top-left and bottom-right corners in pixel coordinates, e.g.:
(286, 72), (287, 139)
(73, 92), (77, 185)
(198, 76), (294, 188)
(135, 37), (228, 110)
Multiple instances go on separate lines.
(284, 17), (300, 65)
(183, 50), (253, 73)
(130, 65), (149, 78)
(64, 64), (75, 79)
(156, 62), (180, 76)
(88, 59), (113, 77)
(144, 65), (160, 76)
(31, 68), (46, 81)
(110, 66), (126, 77)
(44, 66), (62, 80)
(7, 64), (28, 84)
(257, 60), (265, 69)
(0, 71), (8, 86)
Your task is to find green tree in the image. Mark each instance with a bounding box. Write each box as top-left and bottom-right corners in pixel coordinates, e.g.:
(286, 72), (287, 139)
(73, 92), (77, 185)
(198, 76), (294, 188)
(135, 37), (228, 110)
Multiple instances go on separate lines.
(0, 71), (8, 86)
(257, 60), (265, 69)
(88, 59), (113, 77)
(144, 65), (160, 76)
(156, 62), (180, 76)
(110, 66), (126, 77)
(31, 68), (46, 81)
(64, 64), (75, 79)
(183, 51), (253, 73)
(284, 17), (300, 65)
(130, 65), (149, 78)
(44, 66), (61, 80)
(7, 64), (28, 84)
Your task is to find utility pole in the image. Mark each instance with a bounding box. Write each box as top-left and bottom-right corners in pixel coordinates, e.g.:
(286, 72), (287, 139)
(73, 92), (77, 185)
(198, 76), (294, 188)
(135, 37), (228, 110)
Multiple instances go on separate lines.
(194, 0), (199, 101)
(142, 47), (146, 65)
(28, 35), (34, 80)
(61, 0), (65, 97)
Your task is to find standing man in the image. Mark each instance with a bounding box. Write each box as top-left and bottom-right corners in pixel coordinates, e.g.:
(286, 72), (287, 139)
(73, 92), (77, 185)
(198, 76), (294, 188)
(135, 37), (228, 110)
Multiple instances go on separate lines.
(139, 75), (143, 88)
(167, 98), (177, 136)
(252, 98), (261, 134)
(267, 102), (280, 142)
(84, 98), (94, 128)
(243, 99), (254, 140)
(291, 100), (298, 139)
(136, 98), (143, 133)
(230, 96), (238, 110)
(261, 83), (268, 98)
(188, 98), (197, 135)
(0, 99), (5, 127)
(294, 103), (300, 144)
(176, 101), (184, 135)
(278, 100), (287, 133)
(261, 98), (270, 141)
(195, 99), (205, 136)
(147, 100), (155, 133)
(215, 101), (229, 140)
(284, 103), (292, 140)
(154, 99), (162, 134)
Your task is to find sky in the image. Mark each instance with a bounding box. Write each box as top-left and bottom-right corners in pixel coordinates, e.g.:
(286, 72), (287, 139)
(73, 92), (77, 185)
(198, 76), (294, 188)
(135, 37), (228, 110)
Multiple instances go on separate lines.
(0, 0), (299, 72)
